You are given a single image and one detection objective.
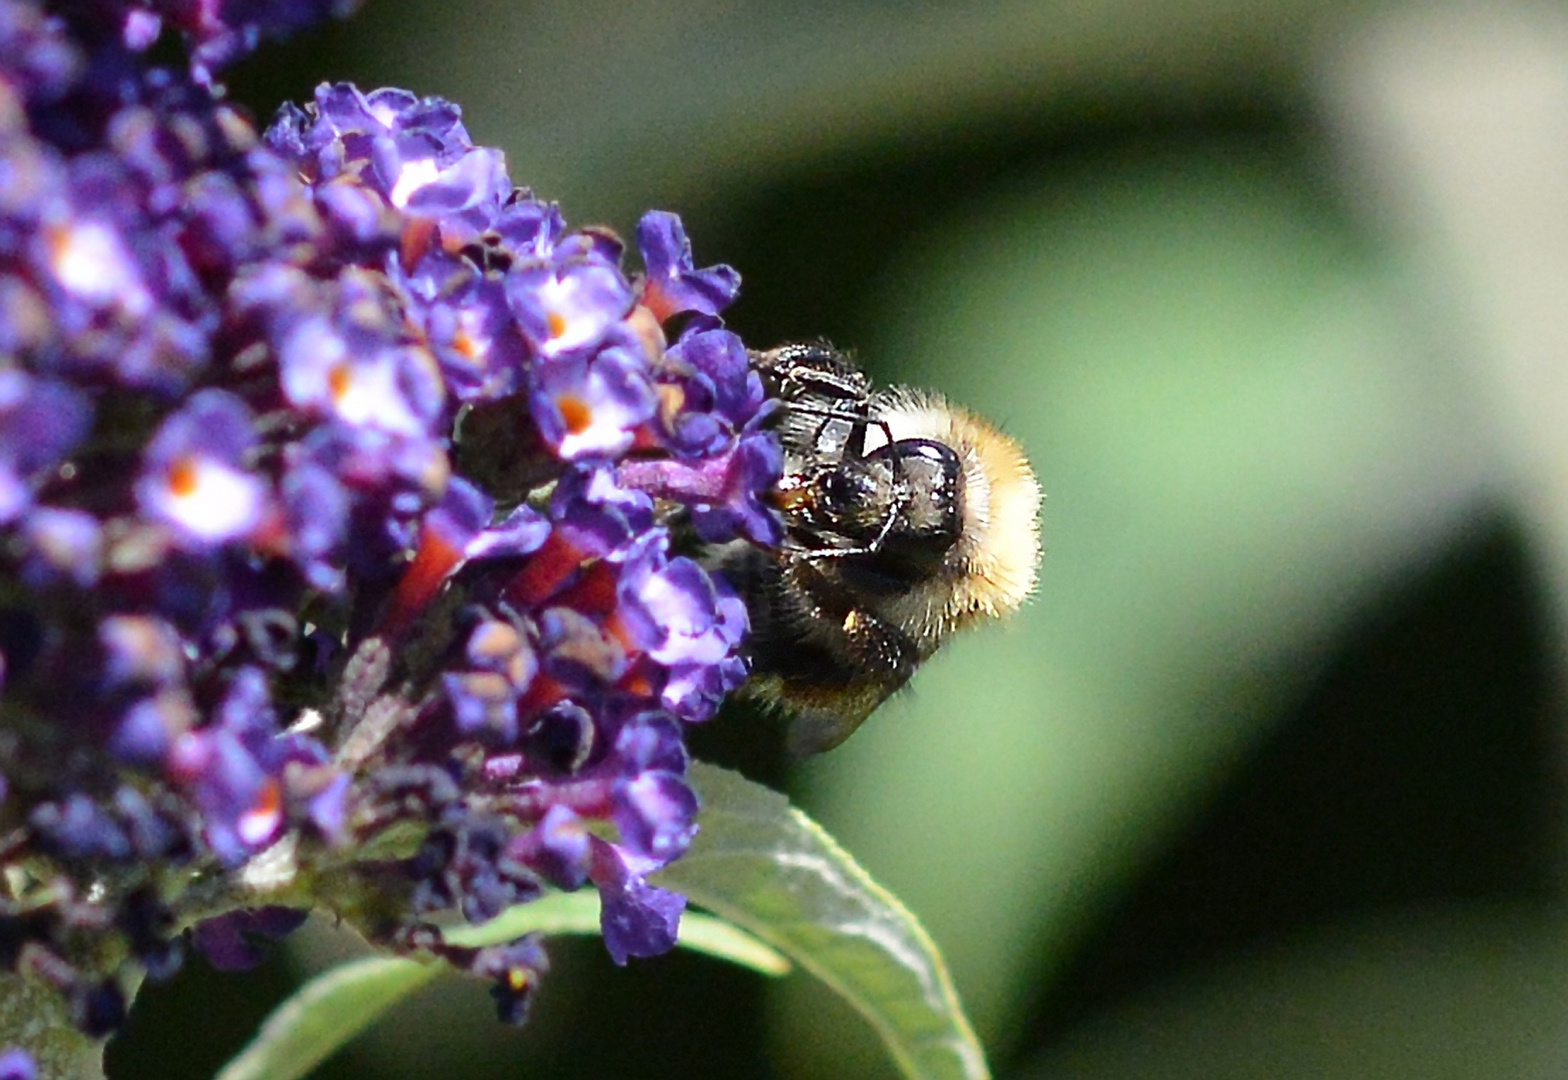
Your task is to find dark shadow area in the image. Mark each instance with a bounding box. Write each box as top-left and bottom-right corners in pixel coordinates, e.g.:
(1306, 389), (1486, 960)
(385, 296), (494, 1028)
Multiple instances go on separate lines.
(106, 945), (301, 1080)
(705, 97), (1323, 372)
(1006, 514), (1565, 1070)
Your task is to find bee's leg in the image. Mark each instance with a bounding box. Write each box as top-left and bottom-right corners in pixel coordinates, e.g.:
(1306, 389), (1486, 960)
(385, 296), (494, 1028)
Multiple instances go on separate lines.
(779, 602), (919, 756)
(749, 343), (870, 403)
(836, 606), (919, 691)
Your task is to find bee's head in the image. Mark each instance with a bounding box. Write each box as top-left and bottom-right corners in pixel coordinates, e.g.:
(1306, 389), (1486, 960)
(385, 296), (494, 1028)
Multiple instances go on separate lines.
(790, 437), (964, 584)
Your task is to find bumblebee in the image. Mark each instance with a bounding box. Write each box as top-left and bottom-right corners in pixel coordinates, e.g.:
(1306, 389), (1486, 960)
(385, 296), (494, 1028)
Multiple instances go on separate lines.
(716, 343), (1042, 755)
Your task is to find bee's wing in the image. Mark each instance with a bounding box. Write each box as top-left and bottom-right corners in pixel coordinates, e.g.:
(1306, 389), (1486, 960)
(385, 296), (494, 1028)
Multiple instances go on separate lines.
(778, 670), (905, 757)
(784, 703), (869, 758)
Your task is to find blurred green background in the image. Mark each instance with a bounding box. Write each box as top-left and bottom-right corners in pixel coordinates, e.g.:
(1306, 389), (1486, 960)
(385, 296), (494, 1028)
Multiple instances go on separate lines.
(109, 2), (1568, 1078)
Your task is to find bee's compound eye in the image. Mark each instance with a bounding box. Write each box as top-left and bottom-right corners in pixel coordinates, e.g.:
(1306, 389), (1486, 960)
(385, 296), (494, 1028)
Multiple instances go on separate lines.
(877, 438), (963, 544)
(821, 464), (876, 510)
(810, 459), (899, 542)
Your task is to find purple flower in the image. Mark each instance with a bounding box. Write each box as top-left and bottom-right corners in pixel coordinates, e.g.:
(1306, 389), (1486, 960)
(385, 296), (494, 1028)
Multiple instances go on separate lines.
(121, 9), (162, 51)
(279, 458), (352, 591)
(444, 617), (537, 744)
(636, 211), (741, 321)
(0, 1047), (36, 1080)
(625, 550), (740, 665)
(440, 934), (550, 1026)
(35, 213), (152, 317)
(136, 390), (269, 547)
(99, 615), (185, 689)
(476, 935), (549, 1025)
(689, 429), (786, 546)
(615, 426), (785, 548)
(409, 813), (542, 925)
(193, 907), (310, 971)
(614, 713), (690, 775)
(269, 82), (506, 253)
(466, 503), (551, 562)
(18, 505), (101, 587)
(614, 768), (699, 864)
(274, 270), (446, 439)
(508, 257), (634, 360)
(0, 371), (92, 524)
(662, 645), (749, 724)
(424, 475), (495, 553)
(507, 804), (590, 890)
(305, 770), (352, 844)
(408, 268), (528, 402)
(531, 345), (658, 460)
(28, 154), (213, 392)
(30, 794), (132, 861)
(546, 463), (655, 562)
(493, 197), (566, 261)
(656, 323), (766, 456)
(589, 836), (685, 966)
(398, 141), (510, 244)
(168, 726), (281, 866)
(110, 691), (191, 766)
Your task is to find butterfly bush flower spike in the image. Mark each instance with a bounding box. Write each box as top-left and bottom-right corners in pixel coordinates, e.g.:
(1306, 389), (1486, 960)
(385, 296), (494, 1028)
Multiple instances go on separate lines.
(0, 0), (784, 1051)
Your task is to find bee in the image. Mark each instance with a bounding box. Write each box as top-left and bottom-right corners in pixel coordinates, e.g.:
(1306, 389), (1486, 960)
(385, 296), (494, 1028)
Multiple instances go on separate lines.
(715, 343), (1042, 755)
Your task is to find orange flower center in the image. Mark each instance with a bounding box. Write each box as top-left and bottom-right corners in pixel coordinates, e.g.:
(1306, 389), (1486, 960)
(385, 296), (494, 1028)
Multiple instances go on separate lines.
(559, 395), (592, 434)
(327, 364), (353, 402)
(167, 456), (200, 497)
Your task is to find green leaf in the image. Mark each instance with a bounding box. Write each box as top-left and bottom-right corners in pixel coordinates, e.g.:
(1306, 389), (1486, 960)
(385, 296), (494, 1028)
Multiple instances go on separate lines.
(441, 890), (790, 974)
(656, 761), (990, 1080)
(213, 953), (438, 1080)
(214, 890), (787, 1080)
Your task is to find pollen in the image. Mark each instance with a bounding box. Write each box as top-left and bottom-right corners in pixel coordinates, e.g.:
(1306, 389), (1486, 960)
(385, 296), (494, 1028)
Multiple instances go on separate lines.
(167, 456), (200, 497)
(327, 364), (353, 402)
(238, 778), (284, 846)
(547, 311), (569, 340)
(559, 395), (592, 434)
(658, 383), (685, 419)
(776, 486), (811, 512)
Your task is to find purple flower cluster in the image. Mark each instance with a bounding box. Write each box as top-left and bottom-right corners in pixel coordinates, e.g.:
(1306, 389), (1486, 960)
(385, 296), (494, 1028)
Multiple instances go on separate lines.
(0, 0), (781, 1038)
